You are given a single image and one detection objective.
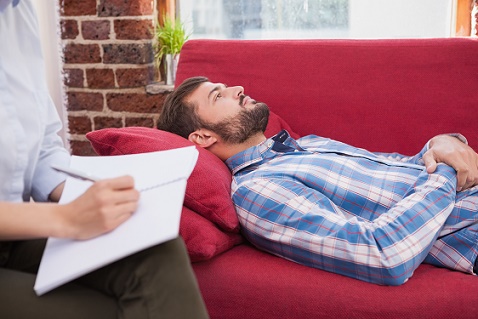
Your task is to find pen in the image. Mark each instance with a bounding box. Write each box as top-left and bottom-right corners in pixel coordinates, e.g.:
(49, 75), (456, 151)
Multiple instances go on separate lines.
(51, 165), (100, 182)
(52, 165), (187, 192)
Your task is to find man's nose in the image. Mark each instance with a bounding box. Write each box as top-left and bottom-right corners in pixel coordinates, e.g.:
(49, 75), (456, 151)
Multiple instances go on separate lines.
(229, 86), (244, 98)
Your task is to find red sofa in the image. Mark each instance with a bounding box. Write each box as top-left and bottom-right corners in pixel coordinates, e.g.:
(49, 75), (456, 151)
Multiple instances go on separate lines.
(87, 38), (478, 318)
(177, 38), (478, 319)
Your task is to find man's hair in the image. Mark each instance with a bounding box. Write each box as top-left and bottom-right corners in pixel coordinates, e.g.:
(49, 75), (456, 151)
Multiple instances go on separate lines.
(157, 76), (209, 138)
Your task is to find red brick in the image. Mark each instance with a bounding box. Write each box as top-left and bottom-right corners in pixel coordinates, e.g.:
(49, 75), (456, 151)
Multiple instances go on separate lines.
(106, 92), (163, 113)
(60, 19), (79, 40)
(82, 20), (111, 40)
(114, 19), (153, 40)
(98, 0), (153, 17)
(86, 68), (116, 89)
(70, 140), (98, 156)
(125, 117), (155, 127)
(68, 115), (92, 134)
(116, 67), (153, 88)
(64, 68), (84, 88)
(63, 43), (101, 64)
(66, 92), (104, 111)
(60, 0), (97, 16)
(103, 43), (153, 64)
(94, 116), (124, 130)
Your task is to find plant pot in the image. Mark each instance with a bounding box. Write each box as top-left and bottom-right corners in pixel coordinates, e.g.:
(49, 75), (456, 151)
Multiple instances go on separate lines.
(164, 54), (179, 85)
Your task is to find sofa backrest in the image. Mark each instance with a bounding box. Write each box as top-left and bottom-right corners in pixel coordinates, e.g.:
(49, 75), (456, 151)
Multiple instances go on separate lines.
(176, 38), (478, 154)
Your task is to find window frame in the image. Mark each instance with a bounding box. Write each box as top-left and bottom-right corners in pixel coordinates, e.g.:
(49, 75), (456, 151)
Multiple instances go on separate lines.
(455, 0), (474, 35)
(157, 0), (176, 25)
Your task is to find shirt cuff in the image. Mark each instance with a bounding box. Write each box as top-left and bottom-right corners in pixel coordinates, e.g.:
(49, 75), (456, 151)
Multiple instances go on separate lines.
(32, 151), (71, 202)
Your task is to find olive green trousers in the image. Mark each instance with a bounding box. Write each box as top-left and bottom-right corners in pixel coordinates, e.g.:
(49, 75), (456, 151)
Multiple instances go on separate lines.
(0, 237), (209, 319)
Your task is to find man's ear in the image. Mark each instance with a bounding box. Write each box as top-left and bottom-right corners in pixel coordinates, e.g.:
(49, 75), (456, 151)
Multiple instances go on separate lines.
(188, 129), (217, 148)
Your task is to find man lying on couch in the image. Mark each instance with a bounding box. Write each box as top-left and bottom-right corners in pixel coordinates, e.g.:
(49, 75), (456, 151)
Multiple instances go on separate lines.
(158, 76), (478, 286)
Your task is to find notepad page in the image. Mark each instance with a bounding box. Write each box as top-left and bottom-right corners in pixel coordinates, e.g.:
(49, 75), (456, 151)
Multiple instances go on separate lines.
(34, 146), (198, 295)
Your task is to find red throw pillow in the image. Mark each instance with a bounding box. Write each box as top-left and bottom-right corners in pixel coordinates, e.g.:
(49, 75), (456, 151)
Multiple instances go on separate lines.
(86, 126), (239, 233)
(180, 206), (243, 262)
(264, 111), (301, 139)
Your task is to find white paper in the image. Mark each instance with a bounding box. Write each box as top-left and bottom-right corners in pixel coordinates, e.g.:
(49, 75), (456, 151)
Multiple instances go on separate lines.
(34, 146), (198, 295)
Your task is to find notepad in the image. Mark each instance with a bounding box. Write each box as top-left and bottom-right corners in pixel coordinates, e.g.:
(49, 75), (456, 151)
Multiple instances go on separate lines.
(34, 146), (198, 296)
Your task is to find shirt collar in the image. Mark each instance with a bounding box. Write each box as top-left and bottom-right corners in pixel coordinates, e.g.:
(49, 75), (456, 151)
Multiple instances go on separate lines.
(225, 130), (298, 174)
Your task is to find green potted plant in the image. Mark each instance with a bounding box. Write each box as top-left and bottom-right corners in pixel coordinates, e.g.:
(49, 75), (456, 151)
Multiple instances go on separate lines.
(154, 15), (189, 85)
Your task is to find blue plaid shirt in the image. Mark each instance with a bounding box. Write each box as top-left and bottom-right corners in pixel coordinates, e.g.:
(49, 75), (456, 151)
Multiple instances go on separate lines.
(226, 130), (478, 285)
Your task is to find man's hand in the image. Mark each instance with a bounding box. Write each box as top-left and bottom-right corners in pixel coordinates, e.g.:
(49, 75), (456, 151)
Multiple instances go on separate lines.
(423, 135), (478, 191)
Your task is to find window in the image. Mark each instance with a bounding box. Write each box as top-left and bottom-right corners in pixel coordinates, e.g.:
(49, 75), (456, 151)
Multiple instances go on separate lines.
(177, 0), (466, 39)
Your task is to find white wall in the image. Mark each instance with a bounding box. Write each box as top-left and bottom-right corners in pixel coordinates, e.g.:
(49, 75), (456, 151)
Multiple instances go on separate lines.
(31, 0), (69, 147)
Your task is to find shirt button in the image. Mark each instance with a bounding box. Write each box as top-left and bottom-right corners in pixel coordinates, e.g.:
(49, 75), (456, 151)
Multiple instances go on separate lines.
(268, 141), (273, 148)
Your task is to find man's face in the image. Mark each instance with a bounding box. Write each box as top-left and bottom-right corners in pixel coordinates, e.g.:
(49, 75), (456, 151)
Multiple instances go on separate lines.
(186, 81), (269, 144)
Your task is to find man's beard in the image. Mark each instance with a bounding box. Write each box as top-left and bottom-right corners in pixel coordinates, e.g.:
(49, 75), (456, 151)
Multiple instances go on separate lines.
(201, 102), (270, 144)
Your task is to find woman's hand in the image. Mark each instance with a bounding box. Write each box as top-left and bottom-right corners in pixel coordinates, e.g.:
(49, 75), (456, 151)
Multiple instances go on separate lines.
(57, 175), (140, 240)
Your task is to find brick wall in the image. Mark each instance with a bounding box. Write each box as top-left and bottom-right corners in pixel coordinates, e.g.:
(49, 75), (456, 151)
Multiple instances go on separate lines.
(60, 0), (168, 155)
(59, 1), (478, 156)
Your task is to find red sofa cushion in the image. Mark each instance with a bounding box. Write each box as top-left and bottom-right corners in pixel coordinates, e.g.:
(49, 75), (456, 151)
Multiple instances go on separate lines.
(176, 38), (478, 154)
(194, 244), (478, 319)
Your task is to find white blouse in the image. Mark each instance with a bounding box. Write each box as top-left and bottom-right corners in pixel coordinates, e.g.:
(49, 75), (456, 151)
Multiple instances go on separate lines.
(0, 0), (70, 202)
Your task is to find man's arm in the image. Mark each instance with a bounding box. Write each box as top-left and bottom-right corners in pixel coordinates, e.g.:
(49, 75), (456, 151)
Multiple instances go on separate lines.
(375, 134), (478, 191)
(423, 134), (478, 191)
(233, 165), (456, 286)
